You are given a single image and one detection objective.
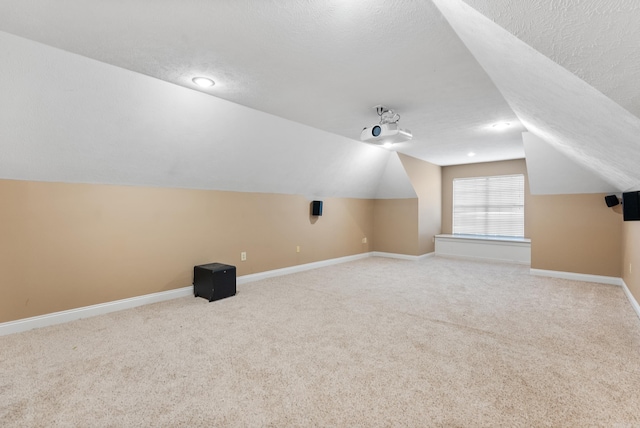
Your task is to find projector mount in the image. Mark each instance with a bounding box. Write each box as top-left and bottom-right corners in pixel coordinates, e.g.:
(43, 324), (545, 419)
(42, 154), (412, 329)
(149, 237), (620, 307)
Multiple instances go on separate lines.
(374, 105), (401, 125)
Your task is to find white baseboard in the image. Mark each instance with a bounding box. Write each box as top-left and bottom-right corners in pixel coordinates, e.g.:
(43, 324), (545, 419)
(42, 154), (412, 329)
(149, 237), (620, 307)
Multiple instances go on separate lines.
(372, 251), (434, 261)
(237, 252), (371, 284)
(0, 252), (373, 337)
(525, 269), (640, 321)
(0, 286), (194, 337)
(621, 279), (640, 321)
(530, 268), (623, 286)
(5, 256), (637, 337)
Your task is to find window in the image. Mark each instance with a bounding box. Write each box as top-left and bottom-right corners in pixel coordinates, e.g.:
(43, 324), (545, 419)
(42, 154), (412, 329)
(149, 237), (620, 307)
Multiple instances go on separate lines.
(453, 174), (524, 237)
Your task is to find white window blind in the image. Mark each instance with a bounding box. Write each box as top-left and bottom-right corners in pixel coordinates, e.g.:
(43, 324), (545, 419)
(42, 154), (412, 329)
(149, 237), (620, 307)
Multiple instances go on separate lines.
(453, 174), (524, 237)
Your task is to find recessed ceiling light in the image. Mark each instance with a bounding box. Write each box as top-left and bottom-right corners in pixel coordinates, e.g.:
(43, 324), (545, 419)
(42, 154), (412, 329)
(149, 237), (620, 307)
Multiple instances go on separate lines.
(383, 142), (394, 149)
(491, 122), (511, 130)
(467, 152), (476, 157)
(192, 77), (215, 88)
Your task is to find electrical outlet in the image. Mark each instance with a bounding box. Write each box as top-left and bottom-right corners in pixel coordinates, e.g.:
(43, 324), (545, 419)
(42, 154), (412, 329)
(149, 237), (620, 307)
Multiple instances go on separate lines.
(241, 252), (246, 261)
(296, 246), (300, 253)
(362, 237), (367, 244)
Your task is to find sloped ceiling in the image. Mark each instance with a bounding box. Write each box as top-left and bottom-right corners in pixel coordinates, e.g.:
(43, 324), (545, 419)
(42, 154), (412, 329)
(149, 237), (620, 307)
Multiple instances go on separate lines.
(0, 31), (391, 198)
(374, 153), (417, 199)
(523, 132), (616, 195)
(433, 0), (640, 193)
(462, 0), (640, 119)
(0, 0), (525, 168)
(0, 1), (639, 196)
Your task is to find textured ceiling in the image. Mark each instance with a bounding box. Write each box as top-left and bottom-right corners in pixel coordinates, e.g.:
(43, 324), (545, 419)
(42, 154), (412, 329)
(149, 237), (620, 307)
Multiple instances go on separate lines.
(0, 0), (524, 166)
(523, 132), (616, 195)
(0, 31), (391, 198)
(462, 0), (640, 119)
(434, 0), (640, 192)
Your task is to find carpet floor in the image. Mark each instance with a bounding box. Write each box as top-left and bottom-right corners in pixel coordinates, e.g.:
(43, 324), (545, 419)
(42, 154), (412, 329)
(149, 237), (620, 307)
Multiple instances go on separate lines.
(1, 256), (640, 427)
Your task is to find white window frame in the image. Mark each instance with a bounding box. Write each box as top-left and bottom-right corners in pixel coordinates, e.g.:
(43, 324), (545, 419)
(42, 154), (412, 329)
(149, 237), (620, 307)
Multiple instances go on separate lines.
(452, 174), (525, 238)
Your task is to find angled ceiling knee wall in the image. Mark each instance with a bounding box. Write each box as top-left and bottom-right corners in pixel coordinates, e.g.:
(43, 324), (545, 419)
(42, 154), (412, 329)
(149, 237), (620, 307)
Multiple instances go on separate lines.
(523, 132), (617, 195)
(373, 153), (417, 199)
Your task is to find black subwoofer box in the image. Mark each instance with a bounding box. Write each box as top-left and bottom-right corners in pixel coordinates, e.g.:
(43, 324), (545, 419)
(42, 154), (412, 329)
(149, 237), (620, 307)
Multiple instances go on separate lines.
(193, 263), (236, 302)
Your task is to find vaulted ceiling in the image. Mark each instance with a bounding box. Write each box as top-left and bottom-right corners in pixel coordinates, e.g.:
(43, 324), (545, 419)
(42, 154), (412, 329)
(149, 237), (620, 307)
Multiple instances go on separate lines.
(1, 0), (638, 196)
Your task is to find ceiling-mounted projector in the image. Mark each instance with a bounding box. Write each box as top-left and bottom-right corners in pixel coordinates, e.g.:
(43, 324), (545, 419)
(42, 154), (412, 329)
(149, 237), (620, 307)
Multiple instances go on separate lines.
(361, 123), (412, 144)
(360, 105), (412, 145)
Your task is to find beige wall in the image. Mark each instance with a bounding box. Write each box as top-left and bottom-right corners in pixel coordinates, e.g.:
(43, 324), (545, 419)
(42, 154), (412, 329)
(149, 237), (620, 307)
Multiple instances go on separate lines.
(529, 193), (622, 277)
(622, 221), (640, 305)
(399, 154), (442, 254)
(0, 179), (374, 323)
(442, 159), (622, 277)
(372, 198), (419, 255)
(4, 159), (629, 324)
(371, 155), (441, 256)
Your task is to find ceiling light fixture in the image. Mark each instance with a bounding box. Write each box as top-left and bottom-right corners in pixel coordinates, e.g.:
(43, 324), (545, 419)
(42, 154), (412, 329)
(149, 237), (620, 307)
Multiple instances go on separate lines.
(192, 77), (215, 88)
(383, 142), (394, 149)
(467, 152), (476, 157)
(491, 122), (511, 131)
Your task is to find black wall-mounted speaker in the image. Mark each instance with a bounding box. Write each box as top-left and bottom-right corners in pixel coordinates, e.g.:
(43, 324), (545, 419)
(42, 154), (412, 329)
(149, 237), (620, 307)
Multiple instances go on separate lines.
(311, 200), (323, 216)
(623, 191), (640, 221)
(604, 194), (620, 207)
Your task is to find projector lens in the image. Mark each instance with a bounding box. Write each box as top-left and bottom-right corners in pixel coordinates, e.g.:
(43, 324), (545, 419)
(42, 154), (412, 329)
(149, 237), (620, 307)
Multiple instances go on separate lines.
(372, 125), (381, 137)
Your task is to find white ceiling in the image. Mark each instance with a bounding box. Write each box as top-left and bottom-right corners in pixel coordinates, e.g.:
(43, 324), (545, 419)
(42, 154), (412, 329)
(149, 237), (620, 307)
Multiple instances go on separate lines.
(434, 0), (640, 193)
(0, 0), (638, 194)
(462, 0), (640, 119)
(0, 0), (525, 167)
(523, 132), (616, 195)
(0, 31), (392, 198)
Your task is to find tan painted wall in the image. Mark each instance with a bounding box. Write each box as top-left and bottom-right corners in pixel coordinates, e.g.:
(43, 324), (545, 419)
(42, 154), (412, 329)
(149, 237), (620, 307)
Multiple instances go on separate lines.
(621, 222), (640, 305)
(399, 154), (442, 254)
(0, 179), (374, 323)
(442, 159), (622, 277)
(372, 199), (419, 255)
(529, 193), (622, 277)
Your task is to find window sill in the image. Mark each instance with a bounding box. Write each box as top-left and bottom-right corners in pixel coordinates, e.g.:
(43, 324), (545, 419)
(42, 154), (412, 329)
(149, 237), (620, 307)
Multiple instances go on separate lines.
(435, 234), (530, 244)
(434, 234), (531, 264)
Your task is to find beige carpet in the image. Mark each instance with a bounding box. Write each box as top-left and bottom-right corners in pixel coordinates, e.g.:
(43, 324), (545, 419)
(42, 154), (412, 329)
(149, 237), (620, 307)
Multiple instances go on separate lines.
(1, 256), (640, 427)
